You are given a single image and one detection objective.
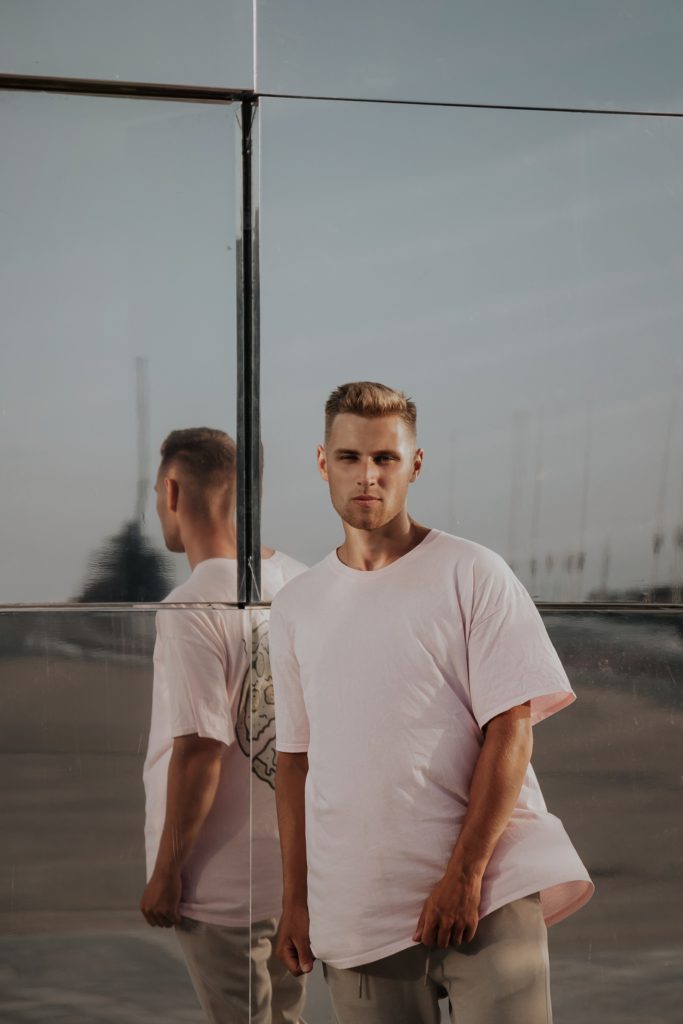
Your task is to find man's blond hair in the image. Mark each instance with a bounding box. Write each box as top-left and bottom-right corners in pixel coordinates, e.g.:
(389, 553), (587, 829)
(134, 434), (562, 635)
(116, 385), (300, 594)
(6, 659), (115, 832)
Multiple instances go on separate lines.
(324, 381), (417, 440)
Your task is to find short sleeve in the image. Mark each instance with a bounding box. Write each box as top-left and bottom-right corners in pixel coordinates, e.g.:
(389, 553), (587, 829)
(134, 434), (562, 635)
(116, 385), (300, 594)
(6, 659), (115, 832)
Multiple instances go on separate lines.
(155, 607), (235, 746)
(270, 603), (310, 753)
(467, 562), (575, 730)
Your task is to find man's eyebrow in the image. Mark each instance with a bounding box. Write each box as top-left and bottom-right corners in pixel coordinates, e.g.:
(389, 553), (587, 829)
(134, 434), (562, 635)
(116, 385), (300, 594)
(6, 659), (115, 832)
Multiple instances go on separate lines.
(333, 448), (361, 456)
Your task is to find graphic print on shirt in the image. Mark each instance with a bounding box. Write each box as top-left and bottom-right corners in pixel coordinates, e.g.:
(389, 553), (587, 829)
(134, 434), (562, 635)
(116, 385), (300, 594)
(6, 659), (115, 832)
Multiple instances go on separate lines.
(236, 612), (277, 789)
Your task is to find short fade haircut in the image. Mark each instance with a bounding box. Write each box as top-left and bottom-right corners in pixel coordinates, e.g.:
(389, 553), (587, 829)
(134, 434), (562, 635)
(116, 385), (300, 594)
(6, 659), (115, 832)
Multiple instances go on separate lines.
(159, 427), (237, 510)
(324, 381), (417, 441)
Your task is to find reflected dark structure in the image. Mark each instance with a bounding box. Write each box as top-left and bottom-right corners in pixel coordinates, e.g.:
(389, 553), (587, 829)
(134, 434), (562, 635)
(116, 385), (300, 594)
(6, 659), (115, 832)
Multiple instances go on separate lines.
(1, 608), (681, 1022)
(76, 520), (173, 603)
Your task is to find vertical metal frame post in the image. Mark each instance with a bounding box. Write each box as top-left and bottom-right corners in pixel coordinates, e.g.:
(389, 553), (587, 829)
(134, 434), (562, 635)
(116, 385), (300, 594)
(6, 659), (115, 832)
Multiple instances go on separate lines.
(236, 98), (262, 604)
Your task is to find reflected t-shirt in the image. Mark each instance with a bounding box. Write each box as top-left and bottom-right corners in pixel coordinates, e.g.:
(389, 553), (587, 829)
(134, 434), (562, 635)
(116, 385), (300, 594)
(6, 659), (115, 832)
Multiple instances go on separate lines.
(270, 530), (594, 968)
(143, 551), (307, 926)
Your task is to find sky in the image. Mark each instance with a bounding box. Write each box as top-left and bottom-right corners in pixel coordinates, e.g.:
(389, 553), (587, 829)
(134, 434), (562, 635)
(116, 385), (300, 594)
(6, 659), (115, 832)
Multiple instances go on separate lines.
(2, 3), (683, 603)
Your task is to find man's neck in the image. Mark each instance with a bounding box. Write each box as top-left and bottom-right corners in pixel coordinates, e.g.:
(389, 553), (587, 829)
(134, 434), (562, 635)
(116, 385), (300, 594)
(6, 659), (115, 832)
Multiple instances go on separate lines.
(183, 523), (238, 571)
(184, 531), (276, 571)
(337, 512), (431, 571)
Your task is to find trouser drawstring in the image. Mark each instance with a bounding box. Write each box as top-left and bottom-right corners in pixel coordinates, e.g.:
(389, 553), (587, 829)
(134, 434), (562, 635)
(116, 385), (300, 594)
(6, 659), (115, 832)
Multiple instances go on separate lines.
(424, 950), (431, 986)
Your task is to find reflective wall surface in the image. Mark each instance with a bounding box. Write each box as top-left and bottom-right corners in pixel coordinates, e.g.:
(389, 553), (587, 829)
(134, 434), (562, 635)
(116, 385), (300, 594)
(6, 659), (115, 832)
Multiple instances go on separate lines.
(1, 609), (681, 1022)
(0, 92), (239, 603)
(1, 0), (253, 88)
(261, 98), (683, 602)
(258, 0), (683, 111)
(0, 609), (246, 1022)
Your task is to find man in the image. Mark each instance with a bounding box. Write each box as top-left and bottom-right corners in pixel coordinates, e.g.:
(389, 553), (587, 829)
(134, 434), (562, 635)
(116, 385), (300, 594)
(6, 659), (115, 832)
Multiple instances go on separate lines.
(140, 427), (307, 1024)
(270, 383), (593, 1024)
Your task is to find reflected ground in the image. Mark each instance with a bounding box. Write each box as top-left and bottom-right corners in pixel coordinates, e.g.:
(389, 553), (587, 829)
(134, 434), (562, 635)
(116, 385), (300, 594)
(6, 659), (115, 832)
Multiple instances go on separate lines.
(1, 610), (681, 1023)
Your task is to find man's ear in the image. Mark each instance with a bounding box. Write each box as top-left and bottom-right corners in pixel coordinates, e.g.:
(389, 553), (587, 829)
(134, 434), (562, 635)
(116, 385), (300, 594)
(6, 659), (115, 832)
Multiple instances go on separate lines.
(317, 444), (329, 482)
(164, 476), (180, 511)
(410, 448), (424, 483)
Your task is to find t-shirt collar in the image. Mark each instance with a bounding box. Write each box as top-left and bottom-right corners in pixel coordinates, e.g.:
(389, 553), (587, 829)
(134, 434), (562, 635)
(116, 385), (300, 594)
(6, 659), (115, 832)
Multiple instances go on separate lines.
(325, 529), (439, 578)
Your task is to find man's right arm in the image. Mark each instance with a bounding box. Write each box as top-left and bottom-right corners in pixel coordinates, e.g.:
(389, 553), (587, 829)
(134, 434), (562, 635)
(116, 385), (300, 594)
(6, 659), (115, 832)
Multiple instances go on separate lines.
(275, 751), (314, 976)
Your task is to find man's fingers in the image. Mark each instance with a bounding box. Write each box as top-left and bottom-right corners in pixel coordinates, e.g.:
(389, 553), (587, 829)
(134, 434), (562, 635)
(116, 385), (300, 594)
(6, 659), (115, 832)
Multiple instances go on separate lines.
(436, 923), (452, 949)
(450, 917), (478, 946)
(279, 936), (305, 976)
(294, 934), (314, 973)
(412, 907), (426, 942)
(140, 902), (179, 928)
(419, 911), (438, 947)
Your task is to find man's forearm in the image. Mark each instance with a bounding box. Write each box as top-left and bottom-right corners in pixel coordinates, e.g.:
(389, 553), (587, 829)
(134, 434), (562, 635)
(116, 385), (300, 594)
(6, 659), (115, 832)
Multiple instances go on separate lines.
(446, 704), (532, 883)
(153, 735), (224, 876)
(275, 752), (309, 906)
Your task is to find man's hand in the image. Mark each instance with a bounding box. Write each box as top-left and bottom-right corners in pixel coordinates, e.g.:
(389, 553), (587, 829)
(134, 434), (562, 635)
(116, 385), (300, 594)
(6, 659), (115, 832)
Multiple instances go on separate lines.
(413, 870), (482, 948)
(276, 903), (315, 976)
(140, 868), (182, 928)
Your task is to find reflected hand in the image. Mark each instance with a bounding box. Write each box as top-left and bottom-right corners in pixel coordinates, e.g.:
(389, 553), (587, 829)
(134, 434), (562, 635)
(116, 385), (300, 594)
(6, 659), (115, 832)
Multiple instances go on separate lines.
(413, 871), (481, 948)
(140, 868), (182, 927)
(276, 903), (315, 976)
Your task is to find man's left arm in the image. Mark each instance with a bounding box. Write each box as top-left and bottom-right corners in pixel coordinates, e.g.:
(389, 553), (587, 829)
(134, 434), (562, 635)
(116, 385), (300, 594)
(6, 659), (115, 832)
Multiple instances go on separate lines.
(413, 701), (532, 948)
(140, 733), (224, 927)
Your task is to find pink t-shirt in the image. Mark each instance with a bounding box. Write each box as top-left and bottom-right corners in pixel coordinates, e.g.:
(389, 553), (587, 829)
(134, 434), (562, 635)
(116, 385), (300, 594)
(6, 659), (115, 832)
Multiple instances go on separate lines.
(270, 530), (594, 968)
(143, 552), (307, 926)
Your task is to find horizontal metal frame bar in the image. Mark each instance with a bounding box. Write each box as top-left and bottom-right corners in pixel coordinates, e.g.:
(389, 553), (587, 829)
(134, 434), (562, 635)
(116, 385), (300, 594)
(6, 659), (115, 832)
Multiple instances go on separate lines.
(0, 603), (272, 613)
(0, 72), (251, 104)
(1, 602), (683, 614)
(2, 74), (683, 118)
(258, 91), (683, 119)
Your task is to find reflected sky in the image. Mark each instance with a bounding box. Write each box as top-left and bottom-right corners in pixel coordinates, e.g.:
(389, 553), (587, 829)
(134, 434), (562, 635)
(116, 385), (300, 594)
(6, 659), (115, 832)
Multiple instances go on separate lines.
(0, 93), (237, 602)
(258, 0), (683, 112)
(260, 99), (683, 599)
(0, 0), (253, 88)
(2, 7), (683, 601)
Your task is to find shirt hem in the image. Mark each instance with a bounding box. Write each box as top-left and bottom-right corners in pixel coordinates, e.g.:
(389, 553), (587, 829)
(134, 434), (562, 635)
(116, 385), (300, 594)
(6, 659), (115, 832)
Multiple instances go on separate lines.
(315, 877), (594, 969)
(478, 688), (575, 729)
(318, 935), (420, 970)
(276, 742), (310, 753)
(171, 721), (235, 746)
(481, 877), (594, 926)
(179, 905), (281, 928)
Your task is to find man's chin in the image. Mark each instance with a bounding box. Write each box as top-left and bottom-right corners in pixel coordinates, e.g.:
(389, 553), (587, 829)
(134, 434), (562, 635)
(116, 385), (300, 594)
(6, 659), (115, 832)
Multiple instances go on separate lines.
(340, 507), (386, 532)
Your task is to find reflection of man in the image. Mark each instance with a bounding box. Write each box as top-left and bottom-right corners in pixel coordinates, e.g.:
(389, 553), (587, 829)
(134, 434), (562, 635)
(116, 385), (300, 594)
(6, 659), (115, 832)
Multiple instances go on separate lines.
(140, 428), (307, 1024)
(271, 383), (594, 1024)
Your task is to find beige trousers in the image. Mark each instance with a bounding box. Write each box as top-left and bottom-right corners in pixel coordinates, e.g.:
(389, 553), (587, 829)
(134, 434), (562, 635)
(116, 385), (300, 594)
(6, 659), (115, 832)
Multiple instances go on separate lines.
(323, 894), (552, 1024)
(176, 916), (307, 1024)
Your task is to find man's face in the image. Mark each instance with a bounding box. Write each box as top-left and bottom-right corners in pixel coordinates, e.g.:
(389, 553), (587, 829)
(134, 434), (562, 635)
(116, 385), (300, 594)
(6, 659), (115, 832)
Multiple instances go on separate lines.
(318, 414), (423, 531)
(154, 466), (184, 553)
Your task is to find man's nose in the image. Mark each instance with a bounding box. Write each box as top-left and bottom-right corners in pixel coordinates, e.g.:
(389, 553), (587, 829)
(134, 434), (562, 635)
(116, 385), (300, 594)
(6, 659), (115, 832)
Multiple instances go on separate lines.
(358, 458), (378, 486)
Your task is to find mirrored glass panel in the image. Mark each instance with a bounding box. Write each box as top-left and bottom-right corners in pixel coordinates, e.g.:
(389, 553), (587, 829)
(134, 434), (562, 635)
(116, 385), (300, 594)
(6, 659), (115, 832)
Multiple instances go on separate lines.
(277, 609), (683, 1024)
(260, 98), (683, 602)
(0, 607), (252, 1021)
(258, 0), (683, 111)
(1, 0), (252, 88)
(0, 91), (240, 603)
(538, 610), (682, 1024)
